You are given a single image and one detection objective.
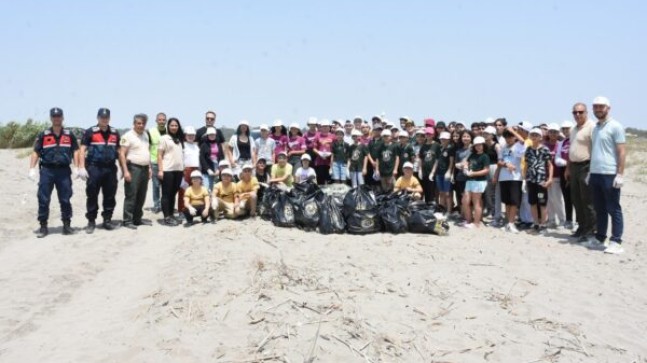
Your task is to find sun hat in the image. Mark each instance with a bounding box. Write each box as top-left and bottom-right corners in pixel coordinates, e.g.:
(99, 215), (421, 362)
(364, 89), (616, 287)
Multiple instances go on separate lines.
(301, 154), (311, 161)
(184, 126), (196, 134)
(561, 120), (574, 129)
(439, 131), (451, 140)
(518, 121), (533, 132)
(190, 170), (202, 178)
(483, 126), (497, 135)
(593, 96), (610, 106)
(259, 124), (269, 131)
(319, 119), (331, 127)
(219, 160), (230, 167)
(402, 162), (414, 169)
(307, 117), (318, 125)
(351, 129), (362, 136)
(381, 129), (391, 137)
(221, 168), (233, 176)
(242, 164), (253, 170)
(547, 123), (560, 131)
(289, 123), (300, 130)
(529, 128), (543, 136)
(473, 136), (486, 144)
(206, 127), (216, 135)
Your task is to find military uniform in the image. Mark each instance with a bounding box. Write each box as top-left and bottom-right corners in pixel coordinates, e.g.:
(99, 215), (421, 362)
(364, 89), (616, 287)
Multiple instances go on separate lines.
(33, 108), (79, 236)
(81, 108), (120, 231)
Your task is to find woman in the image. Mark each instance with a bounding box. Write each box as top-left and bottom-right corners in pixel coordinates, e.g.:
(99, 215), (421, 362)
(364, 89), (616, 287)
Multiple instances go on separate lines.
(199, 127), (221, 192)
(313, 120), (334, 185)
(228, 120), (257, 176)
(418, 127), (439, 205)
(453, 130), (473, 219)
(178, 126), (200, 214)
(555, 120), (574, 230)
(183, 170), (213, 226)
(158, 117), (185, 226)
(544, 123), (566, 228)
(270, 120), (289, 163)
(295, 154), (317, 183)
(482, 126), (501, 223)
(287, 123), (306, 174)
(461, 136), (490, 228)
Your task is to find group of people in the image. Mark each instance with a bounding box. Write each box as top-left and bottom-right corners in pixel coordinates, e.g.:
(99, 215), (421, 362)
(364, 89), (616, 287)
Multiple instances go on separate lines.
(29, 97), (627, 254)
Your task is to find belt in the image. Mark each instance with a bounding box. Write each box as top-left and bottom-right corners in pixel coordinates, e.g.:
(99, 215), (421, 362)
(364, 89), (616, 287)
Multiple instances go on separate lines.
(41, 164), (70, 169)
(127, 162), (149, 169)
(570, 160), (590, 165)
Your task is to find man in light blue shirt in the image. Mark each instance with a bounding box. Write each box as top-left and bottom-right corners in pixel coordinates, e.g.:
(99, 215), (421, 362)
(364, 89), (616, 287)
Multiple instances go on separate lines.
(588, 96), (626, 254)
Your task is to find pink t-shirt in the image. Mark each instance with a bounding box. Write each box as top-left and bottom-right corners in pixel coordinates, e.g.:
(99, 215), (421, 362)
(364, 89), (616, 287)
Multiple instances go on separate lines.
(314, 133), (335, 166)
(359, 135), (371, 146)
(271, 134), (289, 156)
(288, 135), (306, 153)
(545, 141), (558, 168)
(304, 131), (319, 150)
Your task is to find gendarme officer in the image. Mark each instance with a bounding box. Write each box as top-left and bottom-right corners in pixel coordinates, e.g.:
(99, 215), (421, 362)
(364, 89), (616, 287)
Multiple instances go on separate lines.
(29, 107), (80, 238)
(77, 108), (121, 233)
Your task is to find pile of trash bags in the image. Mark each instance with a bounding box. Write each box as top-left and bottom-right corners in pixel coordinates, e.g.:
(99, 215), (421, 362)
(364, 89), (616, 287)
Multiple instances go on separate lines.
(259, 183), (449, 236)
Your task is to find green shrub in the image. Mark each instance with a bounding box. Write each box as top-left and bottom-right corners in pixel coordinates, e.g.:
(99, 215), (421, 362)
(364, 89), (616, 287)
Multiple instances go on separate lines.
(0, 119), (49, 149)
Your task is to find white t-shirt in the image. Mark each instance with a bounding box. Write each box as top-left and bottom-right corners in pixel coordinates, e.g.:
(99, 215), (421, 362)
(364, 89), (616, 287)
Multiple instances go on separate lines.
(295, 167), (317, 183)
(498, 141), (526, 181)
(158, 135), (184, 172)
(183, 142), (200, 168)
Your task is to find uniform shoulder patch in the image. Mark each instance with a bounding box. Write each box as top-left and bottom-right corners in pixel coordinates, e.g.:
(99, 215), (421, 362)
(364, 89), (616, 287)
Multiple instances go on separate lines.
(43, 129), (51, 135)
(92, 126), (100, 132)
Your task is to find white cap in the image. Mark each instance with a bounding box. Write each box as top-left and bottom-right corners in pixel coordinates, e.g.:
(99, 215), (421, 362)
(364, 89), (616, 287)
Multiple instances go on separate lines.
(381, 129), (392, 137)
(184, 126), (196, 134)
(239, 120), (249, 126)
(242, 164), (253, 170)
(547, 123), (560, 131)
(593, 96), (610, 107)
(529, 128), (543, 136)
(190, 170), (202, 178)
(319, 119), (331, 127)
(277, 151), (288, 157)
(307, 117), (318, 125)
(402, 161), (414, 169)
(206, 127), (216, 135)
(221, 168), (233, 176)
(473, 136), (486, 145)
(391, 126), (400, 132)
(439, 131), (451, 140)
(518, 121), (533, 132)
(561, 120), (574, 129)
(351, 129), (361, 136)
(219, 160), (230, 167)
(485, 117), (495, 124)
(301, 154), (311, 161)
(372, 115), (382, 122)
(289, 123), (300, 130)
(259, 124), (269, 131)
(483, 126), (496, 135)
(273, 119), (283, 127)
(415, 128), (425, 135)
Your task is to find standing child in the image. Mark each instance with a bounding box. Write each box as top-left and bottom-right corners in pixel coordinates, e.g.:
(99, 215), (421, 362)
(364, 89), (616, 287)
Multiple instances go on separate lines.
(365, 125), (384, 192)
(270, 120), (289, 163)
(287, 123), (306, 174)
(376, 129), (400, 193)
(431, 132), (455, 214)
(418, 127), (440, 205)
(255, 124), (276, 169)
(494, 129), (526, 233)
(330, 129), (349, 184)
(304, 117), (319, 161)
(348, 129), (368, 188)
(396, 132), (415, 178)
(524, 128), (554, 234)
(313, 120), (334, 185)
(461, 136), (490, 228)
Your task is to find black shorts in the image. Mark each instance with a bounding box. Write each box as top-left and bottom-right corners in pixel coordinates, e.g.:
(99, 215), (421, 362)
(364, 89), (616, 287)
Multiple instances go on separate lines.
(527, 182), (548, 206)
(500, 181), (522, 207)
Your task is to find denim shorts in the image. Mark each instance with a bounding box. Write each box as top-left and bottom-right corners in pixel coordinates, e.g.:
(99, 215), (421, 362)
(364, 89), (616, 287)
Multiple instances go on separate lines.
(331, 161), (347, 180)
(435, 174), (451, 193)
(465, 180), (487, 193)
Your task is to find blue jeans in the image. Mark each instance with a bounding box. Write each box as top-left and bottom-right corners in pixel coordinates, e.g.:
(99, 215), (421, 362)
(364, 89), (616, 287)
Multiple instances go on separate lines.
(349, 171), (364, 188)
(331, 161), (347, 181)
(38, 166), (73, 222)
(589, 173), (623, 243)
(202, 173), (215, 193)
(151, 163), (161, 209)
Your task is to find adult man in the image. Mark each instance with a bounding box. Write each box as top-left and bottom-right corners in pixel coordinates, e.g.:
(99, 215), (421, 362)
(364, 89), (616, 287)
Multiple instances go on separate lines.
(78, 108), (121, 234)
(29, 107), (80, 238)
(588, 96), (626, 254)
(119, 114), (152, 229)
(196, 110), (226, 147)
(148, 112), (166, 213)
(565, 102), (596, 241)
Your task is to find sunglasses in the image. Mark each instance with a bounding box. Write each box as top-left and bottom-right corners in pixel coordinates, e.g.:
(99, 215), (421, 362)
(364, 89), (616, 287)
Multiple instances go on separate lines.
(572, 111), (585, 115)
(206, 117), (215, 121)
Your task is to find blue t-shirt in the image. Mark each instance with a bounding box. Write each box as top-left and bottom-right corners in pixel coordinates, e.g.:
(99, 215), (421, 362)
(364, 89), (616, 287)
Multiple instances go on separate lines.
(591, 118), (625, 175)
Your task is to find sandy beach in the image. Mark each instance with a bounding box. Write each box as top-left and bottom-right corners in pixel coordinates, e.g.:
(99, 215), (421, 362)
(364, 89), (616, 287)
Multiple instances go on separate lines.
(0, 148), (645, 363)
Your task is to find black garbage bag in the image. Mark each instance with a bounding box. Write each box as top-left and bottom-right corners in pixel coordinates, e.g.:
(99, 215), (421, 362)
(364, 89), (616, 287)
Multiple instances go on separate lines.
(292, 187), (324, 231)
(345, 208), (382, 234)
(291, 181), (319, 197)
(271, 193), (296, 228)
(379, 193), (411, 234)
(318, 195), (346, 234)
(259, 186), (280, 220)
(408, 201), (449, 235)
(342, 185), (377, 217)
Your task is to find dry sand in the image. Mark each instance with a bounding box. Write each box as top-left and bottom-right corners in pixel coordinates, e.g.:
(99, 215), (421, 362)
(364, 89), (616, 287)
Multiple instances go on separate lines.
(0, 148), (646, 363)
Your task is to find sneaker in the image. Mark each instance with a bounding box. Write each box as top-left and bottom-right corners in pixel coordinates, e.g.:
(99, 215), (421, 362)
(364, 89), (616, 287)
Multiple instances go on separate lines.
(152, 207), (162, 214)
(37, 223), (48, 238)
(490, 220), (504, 228)
(122, 223), (138, 230)
(102, 219), (114, 231)
(85, 220), (96, 234)
(505, 223), (519, 234)
(134, 219), (153, 226)
(604, 242), (624, 255)
(538, 225), (548, 235)
(564, 221), (574, 230)
(584, 237), (605, 250)
(462, 223), (475, 229)
(163, 217), (178, 226)
(571, 229), (583, 238)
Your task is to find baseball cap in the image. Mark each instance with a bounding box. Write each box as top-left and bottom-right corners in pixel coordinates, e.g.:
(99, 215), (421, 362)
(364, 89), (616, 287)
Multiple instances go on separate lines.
(221, 168), (233, 176)
(484, 117), (495, 124)
(190, 170), (202, 178)
(593, 96), (610, 107)
(332, 119), (342, 126)
(239, 120), (249, 126)
(351, 129), (361, 136)
(424, 118), (435, 127)
(301, 154), (311, 161)
(381, 129), (391, 137)
(561, 120), (574, 129)
(97, 108), (110, 118)
(483, 126), (497, 135)
(242, 164), (254, 170)
(402, 162), (414, 169)
(439, 131), (451, 140)
(307, 117), (318, 125)
(425, 127), (435, 135)
(50, 107), (63, 117)
(289, 123), (300, 130)
(273, 119), (283, 127)
(259, 124), (269, 131)
(373, 124), (383, 130)
(391, 127), (401, 133)
(547, 123), (560, 131)
(219, 160), (230, 167)
(319, 119), (331, 127)
(184, 126), (196, 134)
(371, 115), (382, 123)
(335, 129), (344, 134)
(206, 127), (216, 135)
(277, 151), (288, 158)
(436, 121), (446, 129)
(473, 136), (486, 145)
(398, 132), (409, 138)
(529, 128), (543, 136)
(518, 121), (533, 132)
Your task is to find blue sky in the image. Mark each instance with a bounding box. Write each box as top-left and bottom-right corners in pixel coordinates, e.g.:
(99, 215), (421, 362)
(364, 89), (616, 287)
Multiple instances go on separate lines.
(1, 0), (645, 129)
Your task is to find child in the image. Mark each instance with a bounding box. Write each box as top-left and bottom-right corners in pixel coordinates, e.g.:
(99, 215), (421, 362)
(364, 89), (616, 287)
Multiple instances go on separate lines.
(183, 170), (214, 226)
(495, 129), (526, 233)
(431, 132), (455, 214)
(376, 129), (400, 193)
(330, 129), (349, 184)
(304, 117), (319, 161)
(313, 119), (334, 185)
(270, 151), (294, 190)
(418, 127), (439, 205)
(461, 136), (490, 228)
(396, 132), (415, 178)
(524, 128), (554, 234)
(348, 129), (367, 188)
(453, 131), (473, 217)
(365, 125), (384, 191)
(394, 162), (423, 200)
(255, 158), (270, 202)
(236, 164), (260, 217)
(287, 123), (306, 174)
(212, 168), (242, 219)
(295, 154), (317, 183)
(255, 124), (276, 169)
(270, 120), (289, 163)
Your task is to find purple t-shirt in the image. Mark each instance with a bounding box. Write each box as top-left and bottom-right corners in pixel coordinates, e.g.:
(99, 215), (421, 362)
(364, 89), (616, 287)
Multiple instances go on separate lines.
(314, 133), (335, 166)
(304, 131), (319, 150)
(288, 135), (306, 153)
(271, 134), (289, 156)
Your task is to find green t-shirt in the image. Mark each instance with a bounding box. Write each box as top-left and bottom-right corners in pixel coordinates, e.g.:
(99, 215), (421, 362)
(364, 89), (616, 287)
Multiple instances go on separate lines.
(368, 138), (383, 159)
(435, 144), (454, 173)
(378, 142), (399, 175)
(331, 140), (349, 163)
(396, 143), (414, 174)
(467, 152), (490, 181)
(348, 143), (367, 172)
(148, 127), (166, 163)
(419, 142), (440, 175)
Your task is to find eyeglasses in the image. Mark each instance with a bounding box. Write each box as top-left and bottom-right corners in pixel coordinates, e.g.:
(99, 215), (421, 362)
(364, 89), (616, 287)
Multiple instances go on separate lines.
(572, 111), (585, 115)
(206, 117), (215, 121)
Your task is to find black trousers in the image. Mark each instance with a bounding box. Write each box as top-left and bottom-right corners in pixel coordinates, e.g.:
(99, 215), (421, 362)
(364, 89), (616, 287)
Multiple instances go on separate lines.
(421, 175), (435, 204)
(314, 165), (331, 185)
(560, 175), (573, 222)
(454, 180), (466, 211)
(182, 205), (214, 223)
(161, 171), (183, 218)
(86, 164), (118, 221)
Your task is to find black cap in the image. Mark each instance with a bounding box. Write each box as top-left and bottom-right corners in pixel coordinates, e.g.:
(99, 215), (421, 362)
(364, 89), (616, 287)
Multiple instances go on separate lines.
(50, 107), (63, 117)
(97, 108), (111, 118)
(436, 121), (446, 128)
